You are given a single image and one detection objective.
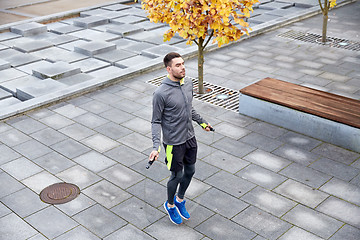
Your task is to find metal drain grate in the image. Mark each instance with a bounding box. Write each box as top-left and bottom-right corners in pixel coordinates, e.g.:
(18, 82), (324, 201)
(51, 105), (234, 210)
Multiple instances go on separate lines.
(147, 76), (239, 112)
(278, 30), (360, 51)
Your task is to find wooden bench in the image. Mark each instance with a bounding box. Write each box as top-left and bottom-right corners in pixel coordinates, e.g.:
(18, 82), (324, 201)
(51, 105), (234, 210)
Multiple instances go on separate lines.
(239, 77), (360, 152)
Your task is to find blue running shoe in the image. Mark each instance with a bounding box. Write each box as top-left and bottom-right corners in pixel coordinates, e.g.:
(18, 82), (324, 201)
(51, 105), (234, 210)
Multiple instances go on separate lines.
(164, 201), (182, 225)
(174, 196), (190, 220)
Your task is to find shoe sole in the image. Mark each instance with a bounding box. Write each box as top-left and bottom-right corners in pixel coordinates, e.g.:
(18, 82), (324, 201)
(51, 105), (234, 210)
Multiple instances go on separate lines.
(175, 206), (190, 220)
(164, 202), (182, 225)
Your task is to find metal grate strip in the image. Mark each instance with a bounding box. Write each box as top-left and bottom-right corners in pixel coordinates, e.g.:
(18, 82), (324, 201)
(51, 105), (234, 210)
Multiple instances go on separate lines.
(147, 76), (239, 112)
(278, 30), (360, 51)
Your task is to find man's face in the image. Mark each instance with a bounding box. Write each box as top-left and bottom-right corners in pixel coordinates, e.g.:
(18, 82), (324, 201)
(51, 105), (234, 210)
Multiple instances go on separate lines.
(167, 57), (185, 80)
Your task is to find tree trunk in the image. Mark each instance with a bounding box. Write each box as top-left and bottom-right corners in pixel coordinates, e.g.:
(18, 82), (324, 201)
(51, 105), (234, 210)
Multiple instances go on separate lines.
(197, 37), (205, 94)
(322, 13), (328, 43)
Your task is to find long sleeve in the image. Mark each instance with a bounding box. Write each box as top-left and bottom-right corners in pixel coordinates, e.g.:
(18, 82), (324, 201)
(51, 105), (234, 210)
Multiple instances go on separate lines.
(151, 92), (164, 151)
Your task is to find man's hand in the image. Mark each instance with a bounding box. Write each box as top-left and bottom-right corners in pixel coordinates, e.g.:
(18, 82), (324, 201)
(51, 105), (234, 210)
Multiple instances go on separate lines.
(205, 124), (215, 132)
(149, 150), (159, 161)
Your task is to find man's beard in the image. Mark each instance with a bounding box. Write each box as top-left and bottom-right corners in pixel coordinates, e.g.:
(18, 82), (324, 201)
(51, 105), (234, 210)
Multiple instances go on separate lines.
(173, 71), (185, 80)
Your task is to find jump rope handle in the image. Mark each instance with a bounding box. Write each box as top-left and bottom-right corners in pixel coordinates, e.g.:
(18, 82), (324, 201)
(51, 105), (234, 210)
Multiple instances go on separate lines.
(146, 158), (155, 169)
(208, 126), (215, 132)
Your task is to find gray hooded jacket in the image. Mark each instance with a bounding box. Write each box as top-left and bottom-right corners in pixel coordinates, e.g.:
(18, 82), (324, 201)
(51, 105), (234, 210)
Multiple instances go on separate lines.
(151, 76), (208, 151)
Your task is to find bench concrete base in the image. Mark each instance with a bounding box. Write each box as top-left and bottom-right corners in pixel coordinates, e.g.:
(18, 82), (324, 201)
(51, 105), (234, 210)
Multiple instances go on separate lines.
(239, 93), (360, 153)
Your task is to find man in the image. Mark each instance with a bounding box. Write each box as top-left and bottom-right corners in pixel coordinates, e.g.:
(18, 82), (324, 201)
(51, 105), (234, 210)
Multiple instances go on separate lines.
(149, 52), (212, 225)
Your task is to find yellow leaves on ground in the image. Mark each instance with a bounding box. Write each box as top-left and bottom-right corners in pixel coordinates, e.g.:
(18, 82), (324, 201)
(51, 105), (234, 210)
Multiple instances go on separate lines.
(142, 0), (259, 47)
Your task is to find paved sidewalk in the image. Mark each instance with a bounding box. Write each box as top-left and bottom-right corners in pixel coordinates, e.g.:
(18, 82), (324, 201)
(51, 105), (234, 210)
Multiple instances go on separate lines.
(1, 0), (360, 240)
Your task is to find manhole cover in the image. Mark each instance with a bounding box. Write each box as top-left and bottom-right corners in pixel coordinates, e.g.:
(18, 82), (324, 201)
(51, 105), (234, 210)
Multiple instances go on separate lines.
(278, 30), (360, 51)
(40, 183), (80, 204)
(147, 76), (239, 112)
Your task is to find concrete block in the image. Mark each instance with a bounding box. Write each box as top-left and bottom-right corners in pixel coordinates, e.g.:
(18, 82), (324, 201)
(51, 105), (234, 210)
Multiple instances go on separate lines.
(111, 15), (147, 24)
(13, 40), (54, 53)
(0, 88), (12, 100)
(3, 52), (41, 67)
(0, 59), (10, 70)
(119, 41), (156, 54)
(114, 55), (154, 68)
(101, 3), (132, 11)
(141, 44), (182, 58)
(259, 1), (294, 10)
(50, 25), (83, 34)
(70, 58), (111, 73)
(32, 61), (81, 80)
(0, 97), (22, 108)
(73, 15), (109, 28)
(94, 49), (137, 64)
(10, 22), (47, 37)
(0, 44), (9, 51)
(29, 33), (78, 46)
(120, 7), (147, 17)
(97, 11), (128, 20)
(74, 41), (116, 57)
(238, 93), (360, 152)
(56, 73), (94, 86)
(0, 32), (21, 42)
(57, 39), (89, 51)
(16, 79), (68, 100)
(16, 60), (53, 75)
(0, 68), (27, 84)
(80, 9), (111, 17)
(106, 23), (144, 37)
(0, 75), (41, 96)
(33, 47), (89, 63)
(133, 21), (166, 31)
(69, 29), (121, 42)
(87, 66), (126, 79)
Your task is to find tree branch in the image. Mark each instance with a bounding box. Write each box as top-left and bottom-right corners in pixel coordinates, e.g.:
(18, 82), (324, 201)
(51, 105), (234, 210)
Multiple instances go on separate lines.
(203, 29), (214, 49)
(318, 0), (325, 13)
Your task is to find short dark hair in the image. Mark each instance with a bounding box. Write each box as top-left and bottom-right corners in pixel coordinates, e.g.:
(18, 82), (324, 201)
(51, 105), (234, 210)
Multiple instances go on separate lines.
(163, 52), (182, 67)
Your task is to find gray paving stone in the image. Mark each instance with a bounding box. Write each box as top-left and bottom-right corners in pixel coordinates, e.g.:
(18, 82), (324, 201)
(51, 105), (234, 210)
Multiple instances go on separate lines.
(73, 15), (109, 28)
(2, 52), (41, 67)
(240, 132), (283, 152)
(58, 123), (96, 140)
(310, 157), (360, 182)
(312, 143), (360, 165)
(50, 24), (83, 34)
(119, 6), (147, 17)
(0, 128), (31, 147)
(317, 196), (360, 228)
(0, 88), (12, 100)
(54, 226), (100, 240)
(283, 204), (343, 239)
(72, 112), (109, 129)
(32, 151), (75, 174)
(106, 23), (144, 36)
(10, 22), (47, 37)
(26, 206), (78, 239)
(141, 44), (182, 58)
(55, 194), (95, 217)
(237, 164), (287, 190)
(0, 172), (25, 198)
(80, 8), (112, 17)
(0, 202), (11, 217)
(329, 224), (360, 240)
(195, 214), (256, 240)
(57, 72), (94, 86)
(13, 39), (53, 53)
(246, 120), (288, 138)
(112, 15), (147, 24)
(28, 32), (78, 45)
(274, 179), (329, 208)
(52, 103), (87, 119)
(276, 131), (321, 151)
(273, 144), (321, 166)
(10, 116), (47, 134)
(0, 58), (10, 70)
(81, 134), (119, 153)
(71, 57), (111, 73)
(1, 188), (48, 218)
(1, 157), (43, 180)
(97, 11), (128, 20)
(105, 224), (153, 240)
(233, 206), (292, 240)
(119, 132), (152, 152)
(0, 67), (28, 84)
(0, 213), (38, 240)
(33, 46), (89, 63)
(241, 186), (296, 217)
(104, 144), (146, 166)
(82, 180), (131, 209)
(74, 41), (116, 57)
(32, 61), (81, 80)
(194, 187), (248, 218)
(205, 170), (256, 198)
(127, 179), (167, 207)
(114, 54), (155, 68)
(69, 28), (121, 42)
(101, 3), (132, 11)
(244, 149), (291, 172)
(39, 113), (75, 130)
(94, 49), (137, 63)
(56, 165), (101, 190)
(0, 144), (21, 165)
(99, 163), (144, 189)
(73, 204), (127, 238)
(79, 99), (112, 114)
(111, 197), (164, 230)
(0, 31), (21, 42)
(320, 178), (360, 205)
(51, 138), (91, 159)
(73, 150), (116, 172)
(278, 226), (323, 240)
(279, 163), (331, 188)
(212, 137), (256, 159)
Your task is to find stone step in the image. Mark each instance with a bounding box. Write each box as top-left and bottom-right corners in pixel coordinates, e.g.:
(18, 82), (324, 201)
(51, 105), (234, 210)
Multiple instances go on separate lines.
(16, 79), (68, 100)
(32, 61), (81, 80)
(10, 22), (47, 37)
(13, 40), (53, 53)
(74, 41), (116, 57)
(73, 15), (109, 28)
(105, 23), (144, 37)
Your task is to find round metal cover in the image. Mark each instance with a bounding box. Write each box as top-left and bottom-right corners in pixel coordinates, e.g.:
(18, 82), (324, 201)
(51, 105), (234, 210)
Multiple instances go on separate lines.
(40, 182), (80, 204)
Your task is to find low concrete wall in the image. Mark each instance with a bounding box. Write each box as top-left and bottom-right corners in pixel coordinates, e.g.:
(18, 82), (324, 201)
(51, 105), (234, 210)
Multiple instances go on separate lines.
(238, 93), (360, 153)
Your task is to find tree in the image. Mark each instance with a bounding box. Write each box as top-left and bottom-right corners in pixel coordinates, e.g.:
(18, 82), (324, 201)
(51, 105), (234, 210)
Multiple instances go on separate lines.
(318, 0), (337, 43)
(141, 0), (258, 94)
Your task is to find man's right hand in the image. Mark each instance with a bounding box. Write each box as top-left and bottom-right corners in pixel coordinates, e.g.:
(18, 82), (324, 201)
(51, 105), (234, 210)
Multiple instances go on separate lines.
(149, 150), (159, 161)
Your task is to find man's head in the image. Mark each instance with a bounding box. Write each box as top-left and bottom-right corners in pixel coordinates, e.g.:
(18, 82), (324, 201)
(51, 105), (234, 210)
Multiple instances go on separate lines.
(164, 52), (185, 81)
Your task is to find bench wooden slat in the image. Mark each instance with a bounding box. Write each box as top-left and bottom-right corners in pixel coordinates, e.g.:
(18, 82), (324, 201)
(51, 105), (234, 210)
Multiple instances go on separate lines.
(240, 78), (360, 128)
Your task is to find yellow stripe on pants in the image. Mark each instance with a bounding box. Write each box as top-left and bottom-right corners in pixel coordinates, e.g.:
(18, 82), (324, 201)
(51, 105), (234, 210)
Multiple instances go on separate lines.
(166, 145), (173, 170)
